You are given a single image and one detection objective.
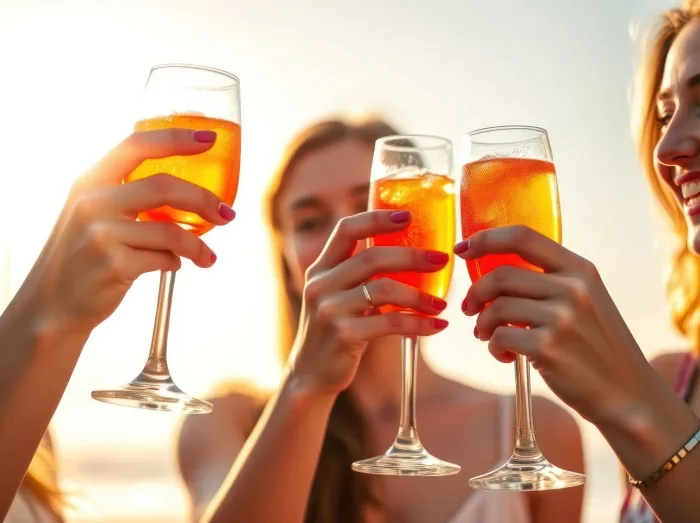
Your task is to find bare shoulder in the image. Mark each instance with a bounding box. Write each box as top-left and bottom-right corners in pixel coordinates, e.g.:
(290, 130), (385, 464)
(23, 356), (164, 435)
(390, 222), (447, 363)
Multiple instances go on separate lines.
(177, 382), (268, 518)
(531, 395), (583, 465)
(649, 351), (688, 385)
(178, 383), (266, 461)
(530, 395), (585, 522)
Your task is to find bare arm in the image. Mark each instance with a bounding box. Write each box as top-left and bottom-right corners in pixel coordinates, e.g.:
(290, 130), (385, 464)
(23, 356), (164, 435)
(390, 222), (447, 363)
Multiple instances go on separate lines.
(601, 360), (700, 523)
(191, 377), (335, 523)
(617, 353), (683, 493)
(530, 397), (585, 523)
(0, 128), (235, 519)
(192, 211), (450, 522)
(0, 286), (89, 518)
(455, 226), (700, 523)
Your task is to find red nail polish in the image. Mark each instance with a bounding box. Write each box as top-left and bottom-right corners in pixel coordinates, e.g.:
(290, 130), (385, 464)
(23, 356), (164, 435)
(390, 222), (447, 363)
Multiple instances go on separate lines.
(427, 251), (449, 265)
(218, 203), (235, 221)
(432, 297), (447, 311)
(454, 239), (470, 254)
(193, 130), (217, 143)
(473, 326), (479, 339)
(433, 318), (449, 329)
(461, 297), (469, 313)
(209, 251), (217, 264)
(390, 211), (410, 223)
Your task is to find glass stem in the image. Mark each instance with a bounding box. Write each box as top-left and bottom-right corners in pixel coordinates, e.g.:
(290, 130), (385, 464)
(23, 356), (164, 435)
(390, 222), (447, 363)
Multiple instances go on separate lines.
(141, 270), (176, 381)
(395, 335), (421, 448)
(513, 353), (541, 458)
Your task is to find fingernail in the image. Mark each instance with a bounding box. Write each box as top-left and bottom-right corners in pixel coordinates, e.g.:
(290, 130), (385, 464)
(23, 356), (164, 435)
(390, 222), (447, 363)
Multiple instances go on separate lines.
(218, 203), (235, 221)
(390, 211), (411, 223)
(432, 297), (447, 311)
(461, 297), (468, 313)
(427, 251), (449, 265)
(433, 318), (449, 329)
(503, 351), (516, 363)
(193, 130), (217, 143)
(473, 326), (479, 339)
(454, 239), (470, 254)
(209, 251), (217, 264)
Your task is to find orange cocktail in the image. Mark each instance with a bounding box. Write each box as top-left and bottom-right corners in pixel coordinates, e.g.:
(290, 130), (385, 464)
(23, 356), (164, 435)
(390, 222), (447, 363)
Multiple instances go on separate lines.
(369, 172), (455, 313)
(461, 156), (560, 280)
(129, 113), (241, 236)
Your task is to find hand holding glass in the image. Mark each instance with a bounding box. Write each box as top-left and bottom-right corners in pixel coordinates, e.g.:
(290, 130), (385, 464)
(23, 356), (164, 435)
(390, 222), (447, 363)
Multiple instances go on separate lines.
(461, 126), (585, 490)
(91, 64), (241, 414)
(352, 135), (460, 476)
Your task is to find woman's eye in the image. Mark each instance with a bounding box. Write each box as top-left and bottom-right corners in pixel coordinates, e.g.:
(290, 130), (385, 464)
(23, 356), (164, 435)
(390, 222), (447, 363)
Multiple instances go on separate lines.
(295, 217), (323, 233)
(657, 113), (672, 128)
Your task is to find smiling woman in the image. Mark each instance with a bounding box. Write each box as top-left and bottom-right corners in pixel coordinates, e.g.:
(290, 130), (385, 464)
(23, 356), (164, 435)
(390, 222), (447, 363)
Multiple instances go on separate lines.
(617, 0), (700, 521)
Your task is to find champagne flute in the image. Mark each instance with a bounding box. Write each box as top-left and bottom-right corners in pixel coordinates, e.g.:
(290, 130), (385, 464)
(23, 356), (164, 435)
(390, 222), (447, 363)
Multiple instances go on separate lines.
(352, 135), (460, 476)
(461, 125), (585, 489)
(91, 64), (241, 414)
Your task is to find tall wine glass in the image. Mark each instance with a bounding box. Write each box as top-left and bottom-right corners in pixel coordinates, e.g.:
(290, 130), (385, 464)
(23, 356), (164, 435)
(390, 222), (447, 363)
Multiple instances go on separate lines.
(461, 125), (585, 489)
(352, 135), (460, 476)
(91, 64), (241, 414)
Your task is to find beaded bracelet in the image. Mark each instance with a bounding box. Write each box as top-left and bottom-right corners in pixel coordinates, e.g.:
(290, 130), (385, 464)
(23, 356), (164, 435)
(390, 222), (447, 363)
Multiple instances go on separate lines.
(628, 428), (700, 489)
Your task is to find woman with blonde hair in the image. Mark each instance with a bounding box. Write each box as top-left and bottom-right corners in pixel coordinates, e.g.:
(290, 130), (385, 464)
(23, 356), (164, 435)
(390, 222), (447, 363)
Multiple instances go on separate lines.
(177, 116), (584, 523)
(446, 1), (700, 521)
(1, 127), (236, 521)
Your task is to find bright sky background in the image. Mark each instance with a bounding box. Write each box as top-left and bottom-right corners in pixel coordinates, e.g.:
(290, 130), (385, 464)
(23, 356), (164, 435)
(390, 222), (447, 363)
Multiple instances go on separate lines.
(0, 0), (685, 521)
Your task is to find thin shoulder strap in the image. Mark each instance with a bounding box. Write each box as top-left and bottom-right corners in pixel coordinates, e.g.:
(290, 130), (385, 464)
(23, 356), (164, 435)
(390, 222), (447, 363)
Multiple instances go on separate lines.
(499, 395), (513, 459)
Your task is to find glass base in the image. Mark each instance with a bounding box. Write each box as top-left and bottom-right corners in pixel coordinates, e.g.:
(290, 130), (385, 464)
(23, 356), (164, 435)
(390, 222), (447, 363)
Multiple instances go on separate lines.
(352, 443), (461, 477)
(91, 374), (212, 414)
(469, 453), (585, 491)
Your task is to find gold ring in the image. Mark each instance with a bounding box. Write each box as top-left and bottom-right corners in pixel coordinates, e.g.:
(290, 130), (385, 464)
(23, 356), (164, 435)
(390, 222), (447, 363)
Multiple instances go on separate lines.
(361, 282), (375, 309)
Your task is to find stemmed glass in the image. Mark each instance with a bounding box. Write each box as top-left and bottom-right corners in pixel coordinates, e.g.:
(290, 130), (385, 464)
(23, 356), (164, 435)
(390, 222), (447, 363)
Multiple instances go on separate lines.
(461, 125), (585, 489)
(352, 135), (460, 476)
(92, 64), (241, 414)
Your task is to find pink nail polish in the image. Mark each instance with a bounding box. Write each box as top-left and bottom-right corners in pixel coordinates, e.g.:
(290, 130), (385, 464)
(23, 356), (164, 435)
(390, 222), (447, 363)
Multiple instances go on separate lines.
(427, 251), (449, 265)
(454, 239), (470, 254)
(433, 318), (449, 329)
(390, 211), (410, 223)
(218, 203), (235, 221)
(193, 130), (217, 143)
(432, 297), (447, 311)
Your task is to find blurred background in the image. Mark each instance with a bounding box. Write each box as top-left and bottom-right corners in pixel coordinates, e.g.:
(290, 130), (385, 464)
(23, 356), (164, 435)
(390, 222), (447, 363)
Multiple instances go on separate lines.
(0, 0), (683, 521)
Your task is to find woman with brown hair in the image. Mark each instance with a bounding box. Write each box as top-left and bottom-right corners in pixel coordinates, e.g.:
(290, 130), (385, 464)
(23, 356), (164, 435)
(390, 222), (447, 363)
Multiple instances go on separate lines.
(1, 127), (236, 522)
(444, 1), (700, 522)
(177, 117), (584, 523)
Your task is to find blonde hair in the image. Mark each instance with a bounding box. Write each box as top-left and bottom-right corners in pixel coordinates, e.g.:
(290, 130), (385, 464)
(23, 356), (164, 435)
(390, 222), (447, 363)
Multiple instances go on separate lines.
(635, 0), (700, 351)
(23, 437), (63, 521)
(265, 116), (399, 523)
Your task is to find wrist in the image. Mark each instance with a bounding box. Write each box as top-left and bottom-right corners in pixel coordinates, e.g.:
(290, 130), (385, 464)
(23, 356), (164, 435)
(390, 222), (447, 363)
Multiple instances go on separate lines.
(5, 281), (90, 356)
(283, 370), (339, 411)
(595, 367), (700, 479)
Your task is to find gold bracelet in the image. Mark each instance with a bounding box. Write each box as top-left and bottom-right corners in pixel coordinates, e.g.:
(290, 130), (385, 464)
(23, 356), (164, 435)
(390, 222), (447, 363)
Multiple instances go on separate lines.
(628, 427), (700, 489)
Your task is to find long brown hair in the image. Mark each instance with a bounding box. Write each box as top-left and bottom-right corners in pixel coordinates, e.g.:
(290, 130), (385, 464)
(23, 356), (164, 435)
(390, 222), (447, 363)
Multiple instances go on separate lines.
(635, 0), (700, 352)
(265, 116), (399, 523)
